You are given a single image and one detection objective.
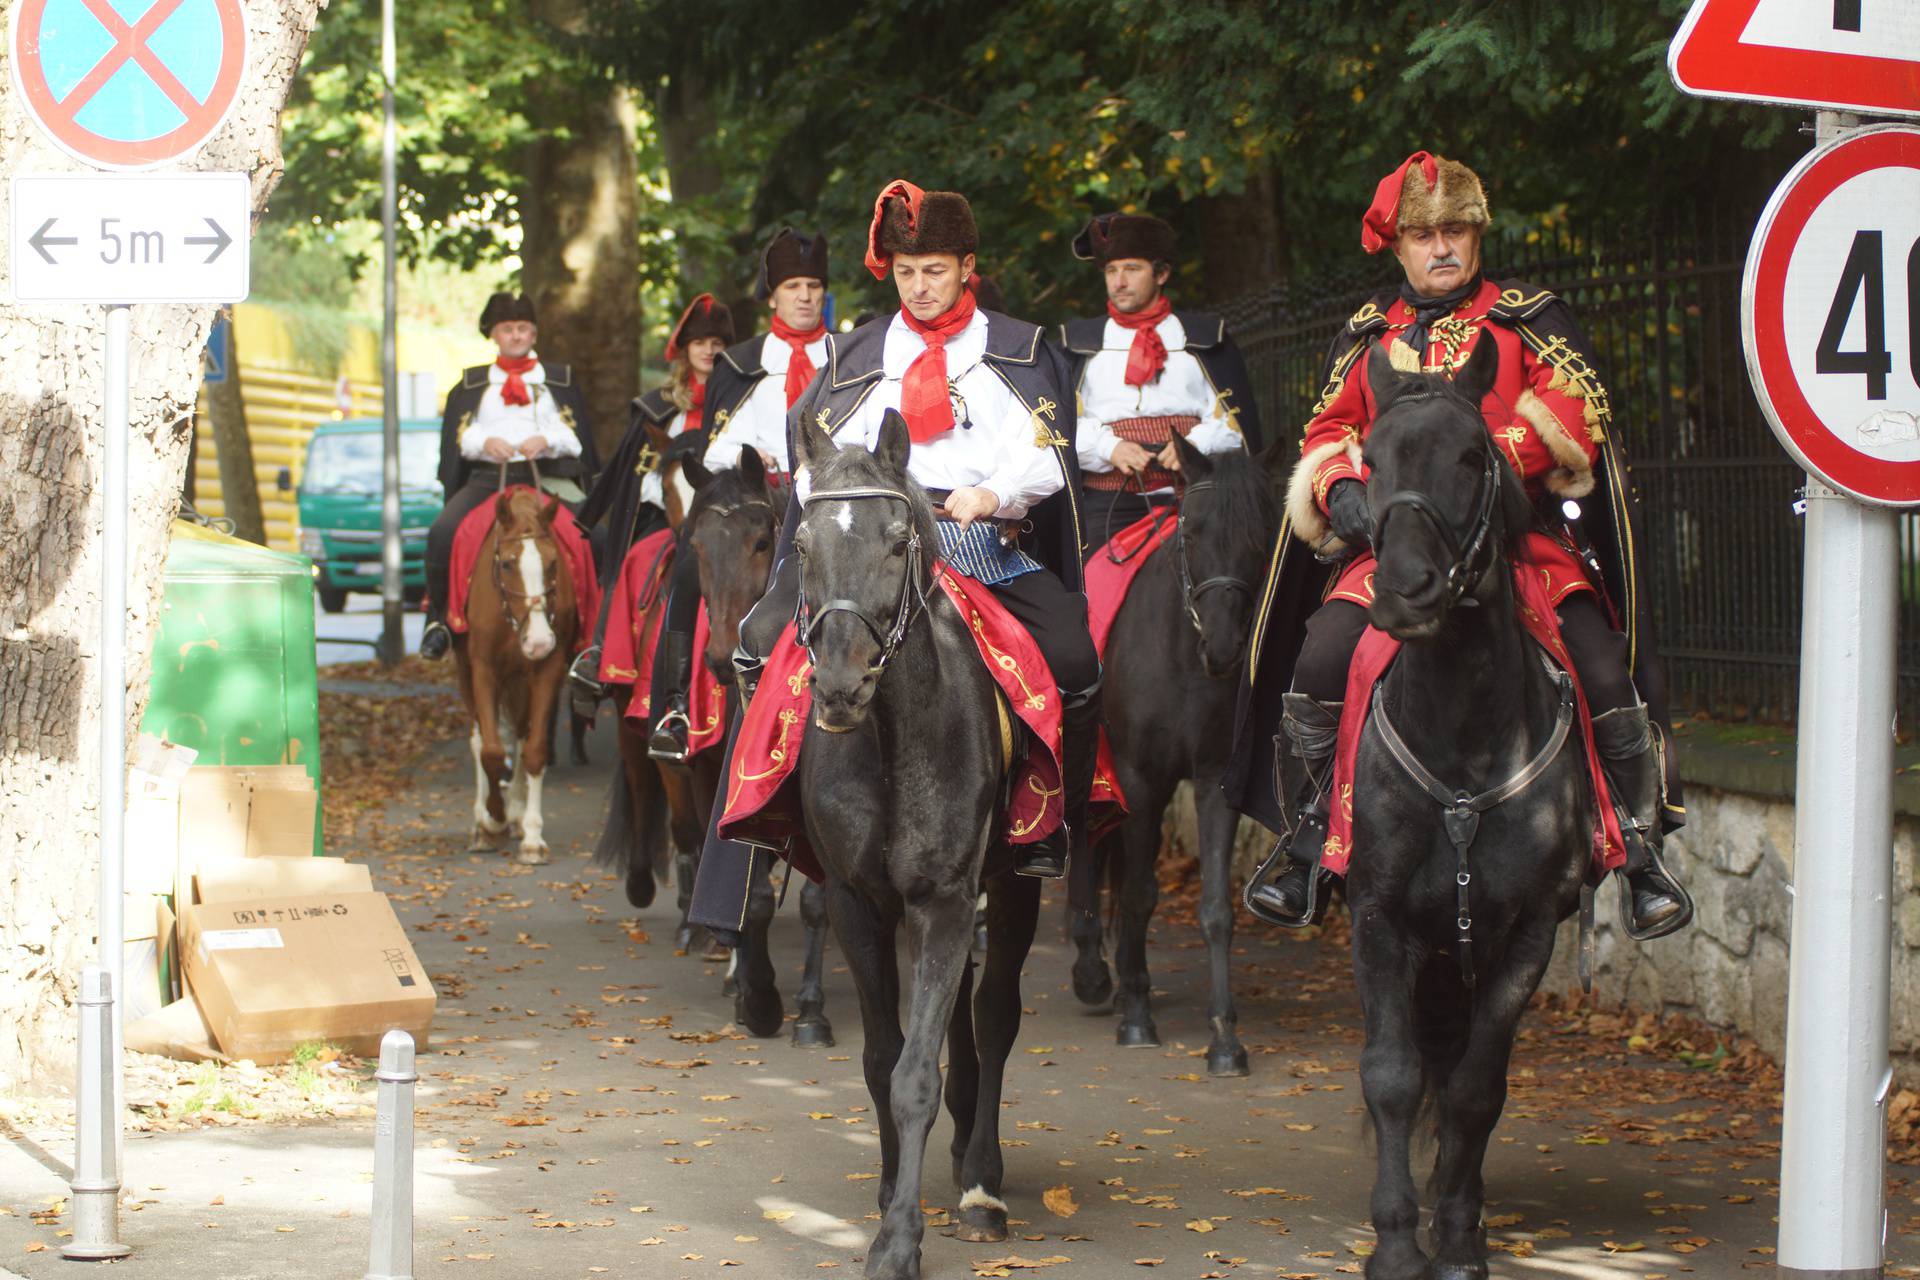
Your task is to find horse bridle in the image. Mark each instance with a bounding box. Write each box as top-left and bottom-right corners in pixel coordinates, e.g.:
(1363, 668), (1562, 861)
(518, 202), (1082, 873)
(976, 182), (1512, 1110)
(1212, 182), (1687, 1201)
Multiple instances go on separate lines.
(794, 485), (933, 678)
(1103, 477), (1257, 647)
(1371, 426), (1503, 608)
(492, 458), (557, 637)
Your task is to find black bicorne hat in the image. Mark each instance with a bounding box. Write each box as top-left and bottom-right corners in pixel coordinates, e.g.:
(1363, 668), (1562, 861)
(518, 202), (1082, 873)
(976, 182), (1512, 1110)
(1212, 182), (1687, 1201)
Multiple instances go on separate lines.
(479, 290), (538, 338)
(1071, 213), (1177, 266)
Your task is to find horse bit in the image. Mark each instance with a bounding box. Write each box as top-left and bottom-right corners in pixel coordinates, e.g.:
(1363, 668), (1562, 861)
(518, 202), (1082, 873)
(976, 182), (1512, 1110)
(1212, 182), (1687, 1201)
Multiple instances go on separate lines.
(794, 485), (932, 678)
(1365, 431), (1572, 989)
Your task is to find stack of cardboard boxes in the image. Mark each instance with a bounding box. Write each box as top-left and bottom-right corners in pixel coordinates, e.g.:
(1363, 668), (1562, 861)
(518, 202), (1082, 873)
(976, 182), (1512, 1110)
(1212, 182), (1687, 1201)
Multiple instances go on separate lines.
(126, 750), (435, 1064)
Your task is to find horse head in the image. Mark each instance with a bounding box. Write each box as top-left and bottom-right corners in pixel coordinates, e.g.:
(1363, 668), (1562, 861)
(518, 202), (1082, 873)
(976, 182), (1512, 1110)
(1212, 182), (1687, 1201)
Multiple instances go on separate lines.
(658, 427), (702, 531)
(1362, 336), (1533, 641)
(684, 445), (778, 685)
(491, 488), (569, 662)
(791, 408), (938, 733)
(1168, 433), (1280, 678)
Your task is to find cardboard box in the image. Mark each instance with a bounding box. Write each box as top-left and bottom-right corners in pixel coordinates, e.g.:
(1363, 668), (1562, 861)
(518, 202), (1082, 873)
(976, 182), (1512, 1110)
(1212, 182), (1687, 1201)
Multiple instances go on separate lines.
(195, 856), (372, 904)
(179, 766), (316, 866)
(181, 892), (434, 1063)
(126, 997), (221, 1063)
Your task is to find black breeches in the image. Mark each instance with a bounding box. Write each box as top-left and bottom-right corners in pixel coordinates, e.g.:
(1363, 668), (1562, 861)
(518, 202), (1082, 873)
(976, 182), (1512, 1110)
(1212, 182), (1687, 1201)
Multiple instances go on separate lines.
(986, 569), (1101, 696)
(1289, 590), (1636, 717)
(645, 540), (705, 708)
(425, 478), (498, 618)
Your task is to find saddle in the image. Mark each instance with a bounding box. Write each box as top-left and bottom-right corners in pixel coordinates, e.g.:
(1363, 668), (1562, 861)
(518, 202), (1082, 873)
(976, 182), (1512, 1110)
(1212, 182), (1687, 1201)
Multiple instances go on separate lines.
(446, 487), (599, 650)
(596, 529), (728, 759)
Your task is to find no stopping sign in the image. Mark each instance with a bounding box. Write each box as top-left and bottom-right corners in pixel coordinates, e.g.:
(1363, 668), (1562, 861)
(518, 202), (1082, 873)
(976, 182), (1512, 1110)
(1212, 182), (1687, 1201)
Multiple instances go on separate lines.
(1744, 124), (1920, 505)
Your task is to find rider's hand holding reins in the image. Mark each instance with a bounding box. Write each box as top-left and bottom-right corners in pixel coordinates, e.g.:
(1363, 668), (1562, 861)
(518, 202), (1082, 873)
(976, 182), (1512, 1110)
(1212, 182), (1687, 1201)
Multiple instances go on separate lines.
(1109, 440), (1153, 476)
(518, 435), (550, 459)
(945, 486), (1000, 529)
(1328, 478), (1373, 549)
(482, 436), (517, 462)
(1154, 441), (1183, 473)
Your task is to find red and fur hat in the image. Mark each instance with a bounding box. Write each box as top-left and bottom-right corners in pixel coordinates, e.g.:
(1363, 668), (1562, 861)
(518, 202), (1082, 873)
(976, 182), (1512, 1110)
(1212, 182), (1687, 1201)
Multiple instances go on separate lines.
(664, 294), (734, 361)
(756, 228), (829, 300)
(1072, 212), (1177, 266)
(1361, 152), (1491, 254)
(865, 179), (979, 280)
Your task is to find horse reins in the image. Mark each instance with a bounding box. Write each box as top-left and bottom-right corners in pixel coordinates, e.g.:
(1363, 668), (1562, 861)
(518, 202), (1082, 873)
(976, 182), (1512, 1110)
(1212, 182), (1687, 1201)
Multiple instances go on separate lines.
(794, 485), (933, 678)
(492, 458), (557, 637)
(1371, 415), (1503, 609)
(1104, 474), (1257, 651)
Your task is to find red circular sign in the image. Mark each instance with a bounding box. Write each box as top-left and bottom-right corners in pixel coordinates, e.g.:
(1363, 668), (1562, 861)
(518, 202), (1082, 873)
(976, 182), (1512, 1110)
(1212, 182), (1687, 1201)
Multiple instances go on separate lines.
(1745, 124), (1920, 505)
(9, 0), (248, 170)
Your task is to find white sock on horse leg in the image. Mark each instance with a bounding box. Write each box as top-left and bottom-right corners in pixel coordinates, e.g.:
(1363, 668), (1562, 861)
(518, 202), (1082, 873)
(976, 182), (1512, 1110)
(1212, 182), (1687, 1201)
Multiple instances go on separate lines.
(470, 726), (502, 832)
(520, 769), (546, 851)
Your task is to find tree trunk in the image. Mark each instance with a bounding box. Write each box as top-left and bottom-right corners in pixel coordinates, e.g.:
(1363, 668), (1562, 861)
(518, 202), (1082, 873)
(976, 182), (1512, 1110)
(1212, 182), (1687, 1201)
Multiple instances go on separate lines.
(0, 0), (325, 1090)
(1198, 163), (1285, 306)
(521, 0), (640, 461)
(205, 319), (265, 544)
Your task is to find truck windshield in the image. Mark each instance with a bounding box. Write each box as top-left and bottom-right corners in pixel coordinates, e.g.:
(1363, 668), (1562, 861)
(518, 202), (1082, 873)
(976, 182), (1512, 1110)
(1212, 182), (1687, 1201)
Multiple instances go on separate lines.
(303, 431), (439, 495)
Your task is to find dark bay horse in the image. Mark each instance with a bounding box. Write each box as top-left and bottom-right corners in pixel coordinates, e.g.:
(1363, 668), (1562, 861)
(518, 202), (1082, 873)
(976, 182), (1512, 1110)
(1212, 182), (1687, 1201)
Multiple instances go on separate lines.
(455, 486), (578, 865)
(790, 410), (1044, 1279)
(1069, 436), (1278, 1076)
(1349, 338), (1593, 1279)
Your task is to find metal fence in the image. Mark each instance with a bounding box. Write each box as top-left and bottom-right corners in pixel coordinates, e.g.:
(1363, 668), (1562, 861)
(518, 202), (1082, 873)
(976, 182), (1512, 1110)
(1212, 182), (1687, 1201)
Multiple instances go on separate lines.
(1221, 213), (1920, 727)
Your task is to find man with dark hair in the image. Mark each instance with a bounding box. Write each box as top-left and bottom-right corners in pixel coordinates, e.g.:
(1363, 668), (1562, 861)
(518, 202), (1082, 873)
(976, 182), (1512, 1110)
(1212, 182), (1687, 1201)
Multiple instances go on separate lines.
(1058, 212), (1262, 546)
(647, 230), (830, 761)
(421, 291), (598, 661)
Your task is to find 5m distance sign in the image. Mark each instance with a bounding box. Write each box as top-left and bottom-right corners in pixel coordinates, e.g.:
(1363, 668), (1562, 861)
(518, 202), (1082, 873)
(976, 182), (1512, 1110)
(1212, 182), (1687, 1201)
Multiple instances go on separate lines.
(1745, 125), (1920, 505)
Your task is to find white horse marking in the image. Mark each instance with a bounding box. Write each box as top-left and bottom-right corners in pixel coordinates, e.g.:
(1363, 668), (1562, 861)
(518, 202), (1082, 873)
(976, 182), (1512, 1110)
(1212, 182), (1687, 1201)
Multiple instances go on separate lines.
(959, 1187), (1007, 1214)
(469, 726), (503, 833)
(669, 463), (697, 521)
(832, 501), (854, 534)
(517, 768), (548, 863)
(517, 536), (557, 661)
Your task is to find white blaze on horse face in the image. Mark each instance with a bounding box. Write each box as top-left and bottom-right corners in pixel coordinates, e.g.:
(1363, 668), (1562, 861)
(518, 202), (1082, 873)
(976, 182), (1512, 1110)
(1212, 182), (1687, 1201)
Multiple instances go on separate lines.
(517, 536), (557, 661)
(832, 502), (854, 534)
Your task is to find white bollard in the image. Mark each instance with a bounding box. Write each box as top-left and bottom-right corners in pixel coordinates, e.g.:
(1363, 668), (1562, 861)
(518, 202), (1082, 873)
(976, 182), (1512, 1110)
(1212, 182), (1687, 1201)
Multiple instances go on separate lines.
(366, 1029), (417, 1280)
(62, 966), (129, 1260)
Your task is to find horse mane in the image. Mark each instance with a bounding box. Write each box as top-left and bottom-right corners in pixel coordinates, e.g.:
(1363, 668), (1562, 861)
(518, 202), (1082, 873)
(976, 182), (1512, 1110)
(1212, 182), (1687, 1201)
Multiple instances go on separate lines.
(805, 440), (940, 583)
(1203, 446), (1279, 559)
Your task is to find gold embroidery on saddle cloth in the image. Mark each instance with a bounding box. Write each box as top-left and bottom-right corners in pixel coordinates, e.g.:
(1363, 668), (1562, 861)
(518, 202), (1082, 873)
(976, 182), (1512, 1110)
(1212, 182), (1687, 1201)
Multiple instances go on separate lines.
(689, 685), (726, 744)
(968, 607), (1047, 712)
(732, 708), (800, 789)
(1522, 327), (1613, 441)
(786, 658), (813, 697)
(1008, 774), (1062, 839)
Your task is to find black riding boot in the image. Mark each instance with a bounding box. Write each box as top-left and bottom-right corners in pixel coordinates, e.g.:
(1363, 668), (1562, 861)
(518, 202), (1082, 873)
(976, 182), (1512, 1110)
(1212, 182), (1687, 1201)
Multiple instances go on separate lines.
(1244, 694), (1342, 928)
(420, 588), (452, 661)
(647, 629), (696, 763)
(1019, 680), (1102, 879)
(1592, 704), (1694, 941)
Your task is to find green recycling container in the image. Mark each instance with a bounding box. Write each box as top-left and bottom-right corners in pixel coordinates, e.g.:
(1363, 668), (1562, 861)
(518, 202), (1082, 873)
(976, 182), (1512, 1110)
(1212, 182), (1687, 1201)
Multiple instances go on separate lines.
(140, 519), (323, 854)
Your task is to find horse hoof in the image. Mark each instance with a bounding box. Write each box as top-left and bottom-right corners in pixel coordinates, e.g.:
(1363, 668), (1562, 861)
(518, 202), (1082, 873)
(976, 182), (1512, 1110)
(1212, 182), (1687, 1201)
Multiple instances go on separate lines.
(702, 934), (730, 962)
(625, 865), (656, 910)
(1116, 1021), (1160, 1049)
(791, 1017), (834, 1049)
(1206, 1044), (1251, 1078)
(1431, 1262), (1487, 1280)
(953, 1208), (1007, 1243)
(515, 843), (550, 866)
(1071, 966), (1114, 1008)
(1366, 1240), (1433, 1280)
(736, 987), (785, 1040)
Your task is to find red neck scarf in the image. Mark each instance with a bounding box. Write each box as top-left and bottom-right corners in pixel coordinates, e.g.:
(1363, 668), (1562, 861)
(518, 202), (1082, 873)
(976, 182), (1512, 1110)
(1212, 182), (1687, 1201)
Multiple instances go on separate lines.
(1108, 296), (1172, 387)
(685, 376), (707, 436)
(898, 288), (979, 444)
(770, 317), (827, 408)
(496, 354), (538, 407)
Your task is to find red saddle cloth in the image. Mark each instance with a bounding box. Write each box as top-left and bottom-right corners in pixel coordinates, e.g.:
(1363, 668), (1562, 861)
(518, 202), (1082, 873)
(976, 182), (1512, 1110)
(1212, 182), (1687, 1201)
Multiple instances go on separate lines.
(597, 529), (728, 759)
(447, 487), (600, 653)
(718, 564), (1117, 882)
(1085, 510), (1179, 656)
(1324, 553), (1626, 880)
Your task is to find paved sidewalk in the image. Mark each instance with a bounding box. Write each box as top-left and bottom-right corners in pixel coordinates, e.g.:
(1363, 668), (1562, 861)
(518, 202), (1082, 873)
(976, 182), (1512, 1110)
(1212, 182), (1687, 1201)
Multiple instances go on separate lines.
(1, 713), (1914, 1278)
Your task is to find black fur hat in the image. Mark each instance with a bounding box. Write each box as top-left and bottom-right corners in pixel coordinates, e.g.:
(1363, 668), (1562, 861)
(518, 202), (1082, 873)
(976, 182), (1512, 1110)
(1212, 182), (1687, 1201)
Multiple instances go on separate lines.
(478, 291), (537, 338)
(865, 179), (978, 279)
(1072, 213), (1177, 266)
(756, 228), (830, 300)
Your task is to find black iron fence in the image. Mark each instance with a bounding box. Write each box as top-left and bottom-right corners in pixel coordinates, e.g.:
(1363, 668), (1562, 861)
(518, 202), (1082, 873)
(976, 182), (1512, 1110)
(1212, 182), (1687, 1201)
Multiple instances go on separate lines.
(1222, 212), (1920, 727)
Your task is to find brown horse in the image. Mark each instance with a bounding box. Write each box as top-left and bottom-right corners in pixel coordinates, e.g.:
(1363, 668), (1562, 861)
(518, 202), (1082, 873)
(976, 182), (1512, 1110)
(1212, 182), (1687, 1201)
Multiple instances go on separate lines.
(454, 486), (578, 865)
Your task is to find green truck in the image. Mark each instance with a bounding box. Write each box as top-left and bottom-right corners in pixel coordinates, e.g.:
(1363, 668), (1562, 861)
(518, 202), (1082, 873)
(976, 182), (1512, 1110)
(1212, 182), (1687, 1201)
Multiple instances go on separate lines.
(281, 417), (442, 613)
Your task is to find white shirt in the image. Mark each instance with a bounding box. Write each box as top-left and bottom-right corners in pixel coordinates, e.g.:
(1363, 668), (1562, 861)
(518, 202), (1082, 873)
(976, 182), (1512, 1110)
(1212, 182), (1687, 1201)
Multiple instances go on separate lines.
(703, 331), (827, 473)
(639, 407), (693, 509)
(459, 354), (584, 460)
(806, 310), (1064, 521)
(1075, 315), (1242, 486)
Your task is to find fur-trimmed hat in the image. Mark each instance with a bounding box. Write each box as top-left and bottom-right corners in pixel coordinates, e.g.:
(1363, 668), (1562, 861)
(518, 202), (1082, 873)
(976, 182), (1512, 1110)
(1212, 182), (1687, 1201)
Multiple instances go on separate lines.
(864, 179), (979, 280)
(664, 294), (734, 361)
(756, 228), (829, 300)
(1361, 152), (1491, 255)
(1072, 212), (1177, 266)
(479, 291), (537, 338)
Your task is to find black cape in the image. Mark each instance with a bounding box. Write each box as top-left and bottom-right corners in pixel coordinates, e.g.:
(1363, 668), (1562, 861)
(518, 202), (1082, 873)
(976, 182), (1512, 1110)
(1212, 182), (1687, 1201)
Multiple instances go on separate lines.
(1057, 310), (1265, 453)
(1220, 283), (1683, 835)
(437, 360), (600, 497)
(787, 310), (1087, 591)
(578, 386), (682, 577)
(705, 333), (776, 446)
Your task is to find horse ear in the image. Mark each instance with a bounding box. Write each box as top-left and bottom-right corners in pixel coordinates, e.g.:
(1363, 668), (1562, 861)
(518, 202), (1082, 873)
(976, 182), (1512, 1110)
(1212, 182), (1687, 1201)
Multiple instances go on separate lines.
(738, 445), (766, 490)
(1170, 431), (1211, 480)
(875, 408), (912, 476)
(680, 450), (713, 492)
(539, 493), (562, 527)
(1365, 338), (1407, 411)
(794, 409), (835, 472)
(643, 422), (671, 456)
(493, 493), (515, 527)
(1451, 332), (1500, 407)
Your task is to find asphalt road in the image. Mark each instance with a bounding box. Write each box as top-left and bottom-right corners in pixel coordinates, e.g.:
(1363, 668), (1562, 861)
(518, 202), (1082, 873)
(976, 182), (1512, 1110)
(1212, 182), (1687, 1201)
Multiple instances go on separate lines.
(314, 592), (425, 667)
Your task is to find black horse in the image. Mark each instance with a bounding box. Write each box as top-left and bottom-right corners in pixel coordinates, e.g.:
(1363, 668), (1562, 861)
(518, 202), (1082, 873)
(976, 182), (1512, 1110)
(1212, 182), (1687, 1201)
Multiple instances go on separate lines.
(1069, 436), (1278, 1075)
(788, 410), (1045, 1279)
(1348, 338), (1594, 1279)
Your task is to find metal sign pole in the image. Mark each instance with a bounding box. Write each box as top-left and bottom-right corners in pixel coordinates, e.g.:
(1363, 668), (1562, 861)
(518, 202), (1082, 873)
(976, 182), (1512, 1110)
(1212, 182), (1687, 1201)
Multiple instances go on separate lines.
(376, 0), (403, 667)
(1775, 111), (1897, 1280)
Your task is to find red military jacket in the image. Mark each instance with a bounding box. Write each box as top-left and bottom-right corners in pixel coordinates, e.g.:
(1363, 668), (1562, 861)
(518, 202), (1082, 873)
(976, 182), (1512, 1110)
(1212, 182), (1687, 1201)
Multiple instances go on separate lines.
(1286, 277), (1605, 557)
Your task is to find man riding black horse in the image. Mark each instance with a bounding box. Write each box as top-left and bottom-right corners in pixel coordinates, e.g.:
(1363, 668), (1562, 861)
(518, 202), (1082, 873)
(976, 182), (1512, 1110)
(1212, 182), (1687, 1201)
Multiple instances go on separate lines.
(1227, 151), (1692, 941)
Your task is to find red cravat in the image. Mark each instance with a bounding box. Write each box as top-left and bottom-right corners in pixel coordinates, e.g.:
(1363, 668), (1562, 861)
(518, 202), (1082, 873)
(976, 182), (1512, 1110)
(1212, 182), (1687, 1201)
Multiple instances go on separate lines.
(1107, 296), (1173, 387)
(770, 317), (826, 408)
(495, 354), (538, 406)
(898, 289), (980, 444)
(685, 377), (707, 436)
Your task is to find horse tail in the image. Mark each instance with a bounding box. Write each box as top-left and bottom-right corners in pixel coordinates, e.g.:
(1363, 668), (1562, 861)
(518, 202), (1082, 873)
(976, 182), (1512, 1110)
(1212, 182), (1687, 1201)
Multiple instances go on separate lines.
(593, 756), (670, 887)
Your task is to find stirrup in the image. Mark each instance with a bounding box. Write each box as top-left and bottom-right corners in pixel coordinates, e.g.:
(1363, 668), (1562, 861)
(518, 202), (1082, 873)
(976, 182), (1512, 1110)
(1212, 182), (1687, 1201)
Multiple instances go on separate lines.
(1614, 840), (1694, 943)
(647, 706), (692, 764)
(568, 647), (604, 697)
(1242, 838), (1330, 930)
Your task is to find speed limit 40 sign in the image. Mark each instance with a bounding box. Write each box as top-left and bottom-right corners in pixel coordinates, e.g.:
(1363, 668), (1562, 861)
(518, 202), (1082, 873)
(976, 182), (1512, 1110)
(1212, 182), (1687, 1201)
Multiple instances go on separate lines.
(1744, 124), (1920, 505)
